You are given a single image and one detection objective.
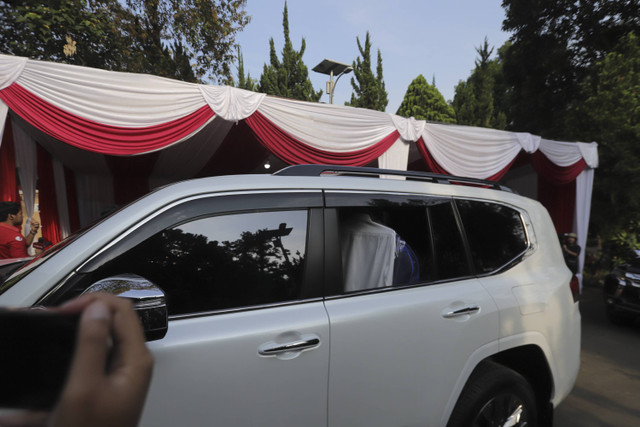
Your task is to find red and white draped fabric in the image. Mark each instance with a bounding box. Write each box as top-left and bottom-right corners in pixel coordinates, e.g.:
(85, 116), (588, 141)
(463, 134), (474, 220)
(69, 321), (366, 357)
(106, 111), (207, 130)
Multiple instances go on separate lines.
(0, 54), (598, 283)
(408, 121), (598, 284)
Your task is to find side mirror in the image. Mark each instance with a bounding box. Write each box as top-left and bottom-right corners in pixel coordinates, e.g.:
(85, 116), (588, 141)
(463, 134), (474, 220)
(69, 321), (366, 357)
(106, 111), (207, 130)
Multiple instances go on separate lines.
(83, 274), (168, 341)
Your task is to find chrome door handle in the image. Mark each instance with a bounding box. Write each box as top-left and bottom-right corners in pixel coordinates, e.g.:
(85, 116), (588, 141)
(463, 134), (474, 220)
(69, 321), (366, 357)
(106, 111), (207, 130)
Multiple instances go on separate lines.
(259, 336), (320, 356)
(442, 305), (480, 318)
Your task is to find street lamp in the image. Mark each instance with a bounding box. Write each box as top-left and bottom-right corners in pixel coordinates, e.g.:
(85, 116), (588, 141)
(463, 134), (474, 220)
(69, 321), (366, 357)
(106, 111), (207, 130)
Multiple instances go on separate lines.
(312, 59), (353, 104)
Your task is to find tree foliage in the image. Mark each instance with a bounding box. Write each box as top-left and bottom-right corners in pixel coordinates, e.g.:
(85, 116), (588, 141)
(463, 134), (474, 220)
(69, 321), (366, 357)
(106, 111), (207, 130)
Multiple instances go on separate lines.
(575, 33), (640, 236)
(0, 0), (250, 84)
(258, 2), (322, 101)
(501, 0), (640, 138)
(453, 38), (507, 129)
(396, 75), (456, 123)
(235, 46), (258, 91)
(346, 32), (388, 111)
(500, 0), (640, 245)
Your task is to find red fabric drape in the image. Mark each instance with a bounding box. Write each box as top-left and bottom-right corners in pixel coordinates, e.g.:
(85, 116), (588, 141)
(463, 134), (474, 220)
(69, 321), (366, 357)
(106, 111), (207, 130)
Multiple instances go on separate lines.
(531, 151), (586, 234)
(197, 120), (271, 177)
(537, 178), (576, 234)
(415, 138), (515, 182)
(105, 153), (160, 206)
(246, 111), (399, 166)
(36, 144), (63, 243)
(0, 119), (20, 202)
(530, 151), (587, 184)
(0, 83), (214, 155)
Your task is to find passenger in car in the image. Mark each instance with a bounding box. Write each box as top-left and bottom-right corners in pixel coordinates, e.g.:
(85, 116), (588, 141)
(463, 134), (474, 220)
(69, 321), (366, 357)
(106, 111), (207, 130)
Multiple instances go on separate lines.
(340, 211), (397, 291)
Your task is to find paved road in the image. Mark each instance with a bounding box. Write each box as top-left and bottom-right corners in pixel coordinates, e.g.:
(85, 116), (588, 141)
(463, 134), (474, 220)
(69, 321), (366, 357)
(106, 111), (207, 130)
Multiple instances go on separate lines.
(554, 284), (640, 426)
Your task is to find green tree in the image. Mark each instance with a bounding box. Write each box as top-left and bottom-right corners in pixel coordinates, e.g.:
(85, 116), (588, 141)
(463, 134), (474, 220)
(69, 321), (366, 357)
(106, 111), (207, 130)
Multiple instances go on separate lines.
(0, 0), (130, 69)
(346, 32), (388, 111)
(235, 46), (258, 91)
(396, 75), (456, 124)
(501, 0), (640, 138)
(574, 33), (640, 237)
(258, 2), (322, 101)
(453, 38), (507, 129)
(0, 0), (250, 84)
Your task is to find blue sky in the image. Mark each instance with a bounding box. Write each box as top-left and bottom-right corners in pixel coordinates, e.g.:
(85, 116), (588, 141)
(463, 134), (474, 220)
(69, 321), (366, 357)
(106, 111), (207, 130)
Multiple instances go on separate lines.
(234, 0), (511, 113)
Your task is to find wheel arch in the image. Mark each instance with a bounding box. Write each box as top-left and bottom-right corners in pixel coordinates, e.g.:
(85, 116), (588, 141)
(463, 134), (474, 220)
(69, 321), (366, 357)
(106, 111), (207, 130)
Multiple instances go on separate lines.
(443, 343), (554, 427)
(490, 344), (554, 426)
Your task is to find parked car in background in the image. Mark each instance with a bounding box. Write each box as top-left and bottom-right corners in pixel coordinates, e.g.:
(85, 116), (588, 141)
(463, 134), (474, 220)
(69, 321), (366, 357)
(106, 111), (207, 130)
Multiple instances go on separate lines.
(603, 249), (640, 324)
(0, 165), (580, 427)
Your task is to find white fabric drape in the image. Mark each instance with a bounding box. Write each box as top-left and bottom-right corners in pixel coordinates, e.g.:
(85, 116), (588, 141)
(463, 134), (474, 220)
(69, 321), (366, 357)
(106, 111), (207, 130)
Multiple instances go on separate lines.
(0, 101), (7, 148)
(378, 138), (410, 173)
(0, 55), (26, 90)
(7, 55), (204, 127)
(421, 123), (525, 179)
(575, 168), (595, 289)
(12, 119), (37, 234)
(200, 85), (265, 122)
(539, 139), (592, 167)
(52, 157), (71, 239)
(258, 96), (397, 152)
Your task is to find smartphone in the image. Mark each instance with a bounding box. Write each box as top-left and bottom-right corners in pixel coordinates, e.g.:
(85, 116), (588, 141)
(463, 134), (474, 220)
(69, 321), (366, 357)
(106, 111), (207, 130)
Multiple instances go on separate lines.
(0, 309), (79, 410)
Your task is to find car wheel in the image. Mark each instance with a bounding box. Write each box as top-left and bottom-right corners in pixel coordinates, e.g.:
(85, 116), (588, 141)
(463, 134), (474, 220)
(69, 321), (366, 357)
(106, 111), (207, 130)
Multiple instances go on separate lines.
(447, 361), (538, 427)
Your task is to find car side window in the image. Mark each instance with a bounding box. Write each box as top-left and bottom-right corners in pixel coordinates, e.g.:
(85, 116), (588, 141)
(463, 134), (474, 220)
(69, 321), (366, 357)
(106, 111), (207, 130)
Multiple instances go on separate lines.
(329, 194), (471, 293)
(429, 200), (471, 280)
(456, 199), (528, 274)
(84, 210), (309, 315)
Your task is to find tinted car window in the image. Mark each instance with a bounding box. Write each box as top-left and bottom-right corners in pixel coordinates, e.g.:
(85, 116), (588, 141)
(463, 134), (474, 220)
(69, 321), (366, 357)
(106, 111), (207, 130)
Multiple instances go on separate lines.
(429, 200), (470, 280)
(456, 200), (528, 274)
(82, 210), (309, 315)
(327, 193), (471, 292)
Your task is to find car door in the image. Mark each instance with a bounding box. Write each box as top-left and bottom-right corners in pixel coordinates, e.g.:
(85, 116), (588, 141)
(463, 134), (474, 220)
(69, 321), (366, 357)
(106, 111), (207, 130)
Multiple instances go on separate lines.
(323, 192), (500, 426)
(48, 192), (330, 427)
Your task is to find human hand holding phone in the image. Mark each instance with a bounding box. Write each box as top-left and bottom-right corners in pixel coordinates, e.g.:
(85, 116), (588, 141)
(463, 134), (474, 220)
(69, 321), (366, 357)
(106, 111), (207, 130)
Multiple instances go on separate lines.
(0, 294), (154, 427)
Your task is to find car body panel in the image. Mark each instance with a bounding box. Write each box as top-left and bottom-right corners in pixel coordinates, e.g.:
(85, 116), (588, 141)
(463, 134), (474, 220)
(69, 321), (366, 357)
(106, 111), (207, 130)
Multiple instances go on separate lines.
(141, 302), (330, 427)
(324, 280), (499, 426)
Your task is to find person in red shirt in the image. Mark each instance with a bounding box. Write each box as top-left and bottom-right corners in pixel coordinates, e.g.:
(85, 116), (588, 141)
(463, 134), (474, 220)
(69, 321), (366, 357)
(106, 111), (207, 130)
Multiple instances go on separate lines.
(0, 201), (40, 259)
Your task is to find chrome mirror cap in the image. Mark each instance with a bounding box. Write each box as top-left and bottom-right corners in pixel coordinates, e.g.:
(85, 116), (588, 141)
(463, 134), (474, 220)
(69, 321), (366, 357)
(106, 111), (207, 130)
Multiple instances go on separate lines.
(83, 274), (168, 341)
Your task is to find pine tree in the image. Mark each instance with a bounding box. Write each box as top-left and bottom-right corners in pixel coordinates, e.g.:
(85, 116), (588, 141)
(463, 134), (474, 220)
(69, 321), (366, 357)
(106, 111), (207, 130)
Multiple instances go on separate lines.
(235, 46), (258, 91)
(258, 2), (322, 101)
(452, 39), (507, 129)
(396, 75), (456, 123)
(346, 32), (388, 111)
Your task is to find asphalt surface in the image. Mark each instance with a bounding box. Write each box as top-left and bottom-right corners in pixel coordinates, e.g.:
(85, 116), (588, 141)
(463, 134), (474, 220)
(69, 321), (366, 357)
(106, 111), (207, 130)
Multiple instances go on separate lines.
(554, 283), (640, 427)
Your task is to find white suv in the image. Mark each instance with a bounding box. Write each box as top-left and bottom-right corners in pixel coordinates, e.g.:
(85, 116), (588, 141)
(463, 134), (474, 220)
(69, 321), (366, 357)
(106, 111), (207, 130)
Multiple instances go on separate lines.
(0, 165), (580, 427)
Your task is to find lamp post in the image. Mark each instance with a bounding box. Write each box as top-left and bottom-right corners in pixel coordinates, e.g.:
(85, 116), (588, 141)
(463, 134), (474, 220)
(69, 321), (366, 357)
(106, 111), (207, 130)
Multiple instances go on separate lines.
(312, 59), (353, 104)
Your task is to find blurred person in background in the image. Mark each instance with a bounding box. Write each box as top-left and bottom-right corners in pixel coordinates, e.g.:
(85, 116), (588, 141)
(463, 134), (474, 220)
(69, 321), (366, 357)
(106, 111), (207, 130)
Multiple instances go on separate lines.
(0, 201), (40, 259)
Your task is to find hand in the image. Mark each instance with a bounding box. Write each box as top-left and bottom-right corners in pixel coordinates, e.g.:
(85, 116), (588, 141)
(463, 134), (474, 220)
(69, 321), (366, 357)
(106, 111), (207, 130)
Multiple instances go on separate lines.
(49, 294), (154, 427)
(30, 220), (39, 234)
(0, 294), (153, 427)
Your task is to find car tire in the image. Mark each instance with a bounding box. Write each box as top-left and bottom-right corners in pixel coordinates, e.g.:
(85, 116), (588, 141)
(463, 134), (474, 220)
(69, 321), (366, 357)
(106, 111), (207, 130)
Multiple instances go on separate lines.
(447, 361), (538, 427)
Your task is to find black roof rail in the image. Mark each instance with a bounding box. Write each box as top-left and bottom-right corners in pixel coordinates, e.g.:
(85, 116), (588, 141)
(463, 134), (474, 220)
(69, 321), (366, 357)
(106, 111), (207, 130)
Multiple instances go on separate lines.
(274, 164), (514, 192)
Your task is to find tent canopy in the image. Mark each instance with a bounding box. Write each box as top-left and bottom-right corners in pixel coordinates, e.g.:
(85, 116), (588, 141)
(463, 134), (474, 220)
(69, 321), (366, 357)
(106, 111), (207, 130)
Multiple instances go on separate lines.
(0, 54), (598, 274)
